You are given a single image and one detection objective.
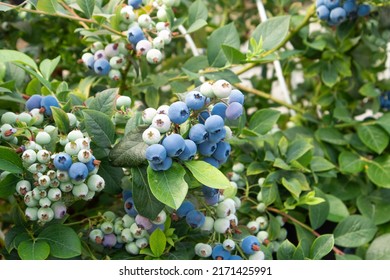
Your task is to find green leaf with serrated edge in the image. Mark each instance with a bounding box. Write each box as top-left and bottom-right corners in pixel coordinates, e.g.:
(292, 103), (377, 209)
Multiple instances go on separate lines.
(97, 160), (123, 194)
(251, 16), (291, 51)
(147, 163), (188, 209)
(83, 109), (115, 148)
(188, 0), (208, 26)
(109, 131), (148, 168)
(207, 23), (240, 67)
(376, 113), (390, 135)
(366, 156), (390, 188)
(357, 125), (389, 154)
(37, 0), (59, 14)
(366, 234), (390, 260)
(131, 166), (165, 220)
(325, 194), (349, 222)
(286, 139), (313, 163)
(37, 225), (81, 258)
(18, 240), (50, 260)
(333, 215), (377, 248)
(39, 56), (60, 80)
(0, 173), (19, 199)
(310, 234), (334, 260)
(281, 177), (301, 200)
(77, 0), (95, 18)
(184, 161), (230, 189)
(51, 107), (70, 134)
(277, 239), (296, 260)
(149, 228), (166, 257)
(0, 50), (37, 70)
(248, 109), (281, 135)
(339, 151), (364, 174)
(221, 45), (246, 64)
(359, 83), (380, 97)
(187, 19), (207, 33)
(88, 88), (118, 116)
(315, 127), (348, 145)
(309, 188), (329, 230)
(310, 156), (335, 172)
(0, 146), (23, 174)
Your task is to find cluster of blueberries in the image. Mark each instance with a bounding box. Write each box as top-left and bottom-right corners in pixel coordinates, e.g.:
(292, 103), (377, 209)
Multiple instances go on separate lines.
(316, 0), (371, 26)
(80, 0), (180, 79)
(142, 80), (245, 171)
(19, 128), (104, 223)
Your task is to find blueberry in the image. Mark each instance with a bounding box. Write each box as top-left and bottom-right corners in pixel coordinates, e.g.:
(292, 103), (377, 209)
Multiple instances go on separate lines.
(151, 113), (171, 133)
(223, 239), (236, 251)
(26, 95), (43, 111)
(195, 243), (212, 258)
(212, 80), (232, 98)
(324, 0), (339, 10)
(203, 157), (220, 168)
(162, 134), (186, 157)
(1, 112), (17, 125)
(316, 5), (330, 20)
(202, 186), (219, 198)
(229, 255), (243, 260)
(122, 190), (133, 201)
(357, 4), (370, 17)
(168, 101), (190, 124)
(198, 110), (210, 124)
(146, 144), (167, 164)
(213, 141), (231, 163)
(343, 0), (357, 16)
(189, 124), (208, 144)
(316, 0), (325, 6)
(208, 127), (226, 143)
(89, 229), (104, 244)
(136, 40), (152, 56)
(128, 25), (146, 45)
(204, 192), (220, 205)
(102, 233), (117, 248)
(228, 89), (245, 104)
(214, 218), (231, 234)
(185, 91), (206, 110)
(211, 102), (227, 119)
(241, 235), (261, 255)
(176, 200), (195, 218)
(135, 214), (153, 230)
(186, 210), (205, 228)
(198, 141), (217, 157)
(142, 127), (161, 145)
(146, 48), (163, 64)
(225, 102), (243, 120)
(178, 139), (197, 161)
(85, 155), (98, 173)
(94, 58), (111, 75)
(68, 162), (89, 182)
(128, 0), (142, 9)
(330, 7), (347, 24)
(87, 174), (105, 192)
(212, 244), (231, 260)
(205, 115), (224, 134)
(149, 157), (173, 171)
(124, 197), (138, 217)
(53, 153), (72, 171)
(51, 201), (67, 219)
(40, 96), (60, 117)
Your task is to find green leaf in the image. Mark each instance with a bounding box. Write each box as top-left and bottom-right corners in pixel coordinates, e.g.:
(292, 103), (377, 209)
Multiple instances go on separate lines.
(336, 254), (362, 260)
(357, 125), (389, 154)
(310, 156), (335, 172)
(187, 19), (207, 33)
(246, 162), (267, 176)
(333, 215), (377, 248)
(97, 160), (123, 194)
(37, 0), (59, 14)
(357, 191), (390, 225)
(310, 234), (334, 260)
(376, 113), (390, 135)
(315, 127), (348, 145)
(131, 166), (165, 220)
(326, 194), (349, 222)
(338, 151), (364, 174)
(207, 22), (240, 67)
(261, 183), (278, 206)
(145, 87), (160, 109)
(277, 239), (296, 260)
(188, 0), (208, 26)
(248, 109), (281, 135)
(286, 138), (313, 163)
(38, 224), (81, 258)
(366, 156), (390, 188)
(39, 56), (60, 80)
(221, 45), (245, 64)
(0, 3), (15, 11)
(18, 240), (50, 260)
(149, 228), (166, 257)
(77, 0), (95, 18)
(366, 234), (390, 260)
(147, 163), (188, 209)
(83, 109), (115, 148)
(182, 55), (209, 73)
(309, 188), (329, 230)
(184, 161), (230, 189)
(0, 50), (38, 70)
(109, 131), (148, 167)
(0, 173), (19, 199)
(359, 83), (380, 97)
(321, 62), (338, 88)
(0, 146), (23, 174)
(14, 62), (52, 92)
(51, 107), (70, 134)
(88, 88), (118, 116)
(281, 177), (301, 200)
(251, 16), (291, 51)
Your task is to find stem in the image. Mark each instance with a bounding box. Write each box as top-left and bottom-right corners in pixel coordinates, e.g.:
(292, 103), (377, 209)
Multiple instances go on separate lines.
(59, 0), (89, 29)
(267, 207), (345, 256)
(64, 215), (100, 226)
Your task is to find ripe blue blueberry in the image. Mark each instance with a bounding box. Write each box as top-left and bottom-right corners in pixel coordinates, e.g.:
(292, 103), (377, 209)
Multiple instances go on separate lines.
(189, 124), (208, 144)
(316, 0), (325, 6)
(212, 244), (231, 260)
(146, 144), (167, 164)
(53, 153), (72, 171)
(241, 235), (261, 255)
(162, 134), (186, 157)
(185, 91), (206, 110)
(357, 4), (370, 17)
(135, 214), (153, 231)
(203, 157), (220, 168)
(178, 139), (197, 161)
(330, 7), (347, 25)
(343, 0), (357, 16)
(211, 102), (227, 119)
(168, 101), (190, 124)
(316, 5), (330, 20)
(40, 96), (60, 117)
(225, 102), (243, 120)
(229, 255), (243, 260)
(149, 156), (172, 171)
(128, 25), (146, 46)
(198, 110), (210, 125)
(186, 210), (205, 229)
(198, 141), (217, 157)
(205, 115), (224, 134)
(26, 95), (43, 111)
(228, 89), (245, 105)
(213, 141), (231, 163)
(124, 196), (138, 217)
(208, 127), (226, 143)
(122, 190), (133, 201)
(85, 155), (98, 173)
(324, 0), (339, 10)
(204, 192), (220, 206)
(128, 0), (142, 9)
(94, 58), (111, 75)
(68, 162), (89, 182)
(176, 200), (195, 218)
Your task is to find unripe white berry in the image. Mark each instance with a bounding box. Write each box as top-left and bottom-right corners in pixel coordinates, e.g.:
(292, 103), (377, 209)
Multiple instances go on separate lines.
(142, 108), (157, 124)
(138, 14), (152, 29)
(158, 29), (172, 45)
(151, 113), (171, 133)
(200, 81), (215, 98)
(142, 127), (161, 145)
(152, 37), (165, 49)
(135, 40), (152, 55)
(212, 79), (232, 98)
(146, 49), (163, 64)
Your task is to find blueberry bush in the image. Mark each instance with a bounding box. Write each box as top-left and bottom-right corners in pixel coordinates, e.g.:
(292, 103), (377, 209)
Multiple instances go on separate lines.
(0, 0), (390, 260)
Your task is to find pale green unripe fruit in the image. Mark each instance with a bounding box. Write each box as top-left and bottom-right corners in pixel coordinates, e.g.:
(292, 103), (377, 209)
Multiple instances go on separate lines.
(24, 191), (38, 207)
(125, 242), (140, 255)
(200, 81), (215, 98)
(256, 230), (269, 243)
(72, 183), (89, 198)
(16, 180), (31, 196)
(35, 131), (51, 145)
(25, 207), (39, 221)
(214, 218), (230, 234)
(223, 239), (235, 251)
(122, 214), (135, 228)
(195, 243), (212, 258)
(39, 197), (52, 208)
(247, 221), (260, 233)
(89, 229), (104, 244)
(116, 96), (132, 109)
(17, 112), (32, 124)
(121, 228), (134, 243)
(212, 79), (232, 98)
(1, 112), (17, 124)
(249, 251), (265, 260)
(135, 237), (148, 249)
(67, 130), (84, 142)
(200, 216), (214, 232)
(37, 207), (54, 222)
(22, 149), (37, 165)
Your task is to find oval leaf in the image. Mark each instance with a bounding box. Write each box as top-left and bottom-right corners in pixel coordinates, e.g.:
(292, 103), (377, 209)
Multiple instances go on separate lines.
(18, 240), (50, 260)
(357, 125), (389, 154)
(184, 161), (230, 189)
(366, 234), (390, 260)
(366, 156), (390, 188)
(0, 50), (37, 70)
(149, 228), (166, 257)
(248, 109), (281, 135)
(310, 234), (334, 260)
(83, 109), (115, 148)
(0, 146), (23, 174)
(51, 107), (70, 134)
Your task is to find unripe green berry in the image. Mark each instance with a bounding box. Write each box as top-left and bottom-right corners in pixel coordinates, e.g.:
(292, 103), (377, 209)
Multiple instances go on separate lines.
(67, 130), (84, 142)
(16, 180), (31, 196)
(87, 174), (105, 192)
(17, 112), (32, 124)
(35, 131), (51, 145)
(125, 242), (139, 255)
(122, 214), (135, 228)
(24, 191), (39, 207)
(22, 149), (37, 165)
(36, 150), (51, 163)
(25, 207), (39, 221)
(200, 216), (214, 232)
(39, 197), (52, 208)
(100, 221), (114, 234)
(89, 229), (104, 244)
(72, 183), (89, 198)
(135, 237), (148, 249)
(37, 207), (54, 222)
(1, 112), (17, 124)
(47, 188), (62, 201)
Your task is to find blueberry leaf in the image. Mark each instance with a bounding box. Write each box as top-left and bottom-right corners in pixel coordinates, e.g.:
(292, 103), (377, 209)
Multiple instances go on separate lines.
(0, 173), (19, 199)
(0, 146), (23, 174)
(309, 234), (334, 260)
(83, 109), (115, 148)
(149, 228), (166, 258)
(184, 161), (230, 189)
(17, 240), (50, 260)
(88, 88), (118, 116)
